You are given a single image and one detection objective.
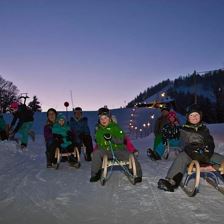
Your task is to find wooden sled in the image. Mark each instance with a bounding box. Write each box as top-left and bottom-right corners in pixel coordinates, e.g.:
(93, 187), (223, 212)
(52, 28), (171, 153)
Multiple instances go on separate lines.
(54, 146), (81, 169)
(100, 154), (137, 186)
(181, 160), (224, 197)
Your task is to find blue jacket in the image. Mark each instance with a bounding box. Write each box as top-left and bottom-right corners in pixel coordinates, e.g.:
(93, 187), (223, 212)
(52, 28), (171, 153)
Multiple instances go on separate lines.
(70, 116), (90, 144)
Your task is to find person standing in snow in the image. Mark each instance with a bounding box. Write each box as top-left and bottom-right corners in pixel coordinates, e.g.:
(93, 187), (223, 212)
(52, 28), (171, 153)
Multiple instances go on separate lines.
(90, 107), (142, 183)
(158, 104), (224, 192)
(9, 102), (35, 149)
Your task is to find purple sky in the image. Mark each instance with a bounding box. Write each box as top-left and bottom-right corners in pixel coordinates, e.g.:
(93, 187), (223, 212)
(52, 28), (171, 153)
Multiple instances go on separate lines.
(0, 0), (224, 111)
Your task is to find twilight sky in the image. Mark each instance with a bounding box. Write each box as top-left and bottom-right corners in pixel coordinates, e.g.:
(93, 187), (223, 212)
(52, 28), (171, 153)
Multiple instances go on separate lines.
(0, 0), (224, 111)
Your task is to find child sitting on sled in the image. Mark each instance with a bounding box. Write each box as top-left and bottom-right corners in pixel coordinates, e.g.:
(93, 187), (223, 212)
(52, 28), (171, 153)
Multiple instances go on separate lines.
(158, 104), (224, 192)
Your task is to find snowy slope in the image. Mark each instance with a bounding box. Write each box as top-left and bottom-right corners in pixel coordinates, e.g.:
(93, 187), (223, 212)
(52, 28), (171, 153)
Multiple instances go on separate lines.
(0, 109), (224, 224)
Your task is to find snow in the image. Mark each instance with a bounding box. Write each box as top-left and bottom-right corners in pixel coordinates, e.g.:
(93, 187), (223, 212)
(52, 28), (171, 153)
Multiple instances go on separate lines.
(0, 108), (224, 224)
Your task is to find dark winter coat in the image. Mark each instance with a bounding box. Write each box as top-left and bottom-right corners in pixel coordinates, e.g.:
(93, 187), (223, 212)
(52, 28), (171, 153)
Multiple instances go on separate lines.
(44, 123), (54, 147)
(154, 115), (168, 136)
(70, 116), (90, 144)
(180, 122), (215, 163)
(161, 123), (180, 145)
(10, 104), (34, 133)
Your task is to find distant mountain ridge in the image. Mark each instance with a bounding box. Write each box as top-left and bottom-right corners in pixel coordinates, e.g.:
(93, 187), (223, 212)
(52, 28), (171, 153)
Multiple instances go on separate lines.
(127, 69), (224, 123)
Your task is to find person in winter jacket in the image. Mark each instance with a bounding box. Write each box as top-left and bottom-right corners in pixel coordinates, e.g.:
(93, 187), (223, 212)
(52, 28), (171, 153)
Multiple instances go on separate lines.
(147, 105), (170, 159)
(9, 102), (35, 149)
(52, 113), (77, 166)
(94, 107), (139, 155)
(90, 108), (142, 183)
(157, 104), (224, 192)
(44, 108), (59, 168)
(151, 111), (181, 159)
(70, 107), (93, 161)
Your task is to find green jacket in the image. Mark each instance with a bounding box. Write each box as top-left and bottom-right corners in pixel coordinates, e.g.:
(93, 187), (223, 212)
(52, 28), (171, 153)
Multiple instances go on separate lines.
(95, 121), (125, 151)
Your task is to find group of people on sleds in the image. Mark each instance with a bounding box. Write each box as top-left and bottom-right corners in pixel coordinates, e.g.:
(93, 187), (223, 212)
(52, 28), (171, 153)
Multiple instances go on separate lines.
(1, 101), (224, 190)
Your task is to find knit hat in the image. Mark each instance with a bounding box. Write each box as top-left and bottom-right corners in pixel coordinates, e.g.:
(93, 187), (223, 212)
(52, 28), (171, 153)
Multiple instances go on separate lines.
(167, 111), (176, 120)
(186, 104), (202, 116)
(73, 107), (82, 112)
(57, 113), (66, 121)
(98, 107), (111, 117)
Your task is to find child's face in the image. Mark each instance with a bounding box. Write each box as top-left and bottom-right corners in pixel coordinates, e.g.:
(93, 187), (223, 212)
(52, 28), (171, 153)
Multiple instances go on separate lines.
(48, 111), (56, 123)
(58, 119), (65, 126)
(99, 115), (110, 127)
(188, 112), (201, 125)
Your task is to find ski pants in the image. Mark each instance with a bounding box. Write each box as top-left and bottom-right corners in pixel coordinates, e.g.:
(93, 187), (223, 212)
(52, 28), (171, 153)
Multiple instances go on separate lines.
(91, 149), (142, 177)
(16, 121), (33, 145)
(166, 151), (224, 180)
(155, 139), (181, 157)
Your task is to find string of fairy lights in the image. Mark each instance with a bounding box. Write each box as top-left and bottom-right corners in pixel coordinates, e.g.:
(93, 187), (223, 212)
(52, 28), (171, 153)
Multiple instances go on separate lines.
(128, 91), (170, 139)
(128, 105), (155, 139)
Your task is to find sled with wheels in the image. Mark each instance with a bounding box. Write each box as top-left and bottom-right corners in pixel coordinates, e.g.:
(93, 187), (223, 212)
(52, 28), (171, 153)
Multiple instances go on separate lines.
(100, 134), (138, 186)
(54, 146), (81, 169)
(181, 160), (224, 197)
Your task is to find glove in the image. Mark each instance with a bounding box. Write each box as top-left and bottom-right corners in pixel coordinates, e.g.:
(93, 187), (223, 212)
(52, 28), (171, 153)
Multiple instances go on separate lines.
(185, 142), (210, 163)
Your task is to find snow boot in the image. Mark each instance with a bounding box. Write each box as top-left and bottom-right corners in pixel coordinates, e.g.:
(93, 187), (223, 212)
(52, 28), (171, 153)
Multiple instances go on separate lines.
(134, 176), (142, 183)
(68, 155), (78, 166)
(158, 179), (175, 192)
(90, 171), (101, 182)
(172, 173), (183, 188)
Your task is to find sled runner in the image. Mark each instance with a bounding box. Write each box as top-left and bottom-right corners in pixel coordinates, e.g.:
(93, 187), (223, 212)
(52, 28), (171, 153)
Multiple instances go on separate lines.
(54, 146), (81, 169)
(181, 160), (224, 197)
(100, 135), (138, 186)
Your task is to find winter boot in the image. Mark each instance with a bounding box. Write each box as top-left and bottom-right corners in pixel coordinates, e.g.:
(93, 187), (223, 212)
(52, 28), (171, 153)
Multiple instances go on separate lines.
(68, 155), (78, 166)
(134, 176), (142, 183)
(172, 173), (183, 188)
(90, 170), (101, 182)
(158, 179), (175, 192)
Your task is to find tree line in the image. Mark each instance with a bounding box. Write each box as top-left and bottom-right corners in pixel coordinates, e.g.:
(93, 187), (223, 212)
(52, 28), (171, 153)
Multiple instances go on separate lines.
(127, 69), (224, 123)
(0, 75), (42, 112)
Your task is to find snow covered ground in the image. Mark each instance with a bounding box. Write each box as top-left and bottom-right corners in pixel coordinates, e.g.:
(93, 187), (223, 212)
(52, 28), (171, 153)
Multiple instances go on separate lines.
(0, 109), (224, 224)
